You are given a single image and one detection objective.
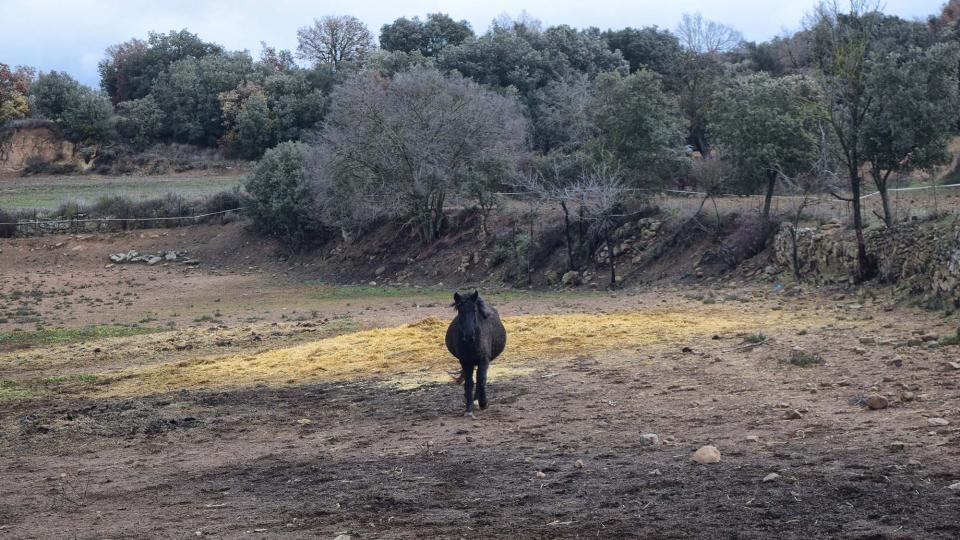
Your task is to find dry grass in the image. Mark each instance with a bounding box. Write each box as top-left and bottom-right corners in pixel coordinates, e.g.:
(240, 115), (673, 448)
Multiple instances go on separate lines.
(98, 308), (805, 397)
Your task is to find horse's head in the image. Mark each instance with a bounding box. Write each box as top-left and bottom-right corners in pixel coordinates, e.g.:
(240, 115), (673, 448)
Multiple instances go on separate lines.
(452, 290), (492, 343)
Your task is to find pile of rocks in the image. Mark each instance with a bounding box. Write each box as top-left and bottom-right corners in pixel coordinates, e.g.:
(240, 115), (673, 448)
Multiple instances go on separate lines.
(594, 218), (663, 265)
(773, 218), (960, 308)
(108, 250), (198, 266)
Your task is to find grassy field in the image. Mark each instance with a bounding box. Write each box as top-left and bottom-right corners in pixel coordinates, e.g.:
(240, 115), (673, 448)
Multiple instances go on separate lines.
(0, 174), (245, 210)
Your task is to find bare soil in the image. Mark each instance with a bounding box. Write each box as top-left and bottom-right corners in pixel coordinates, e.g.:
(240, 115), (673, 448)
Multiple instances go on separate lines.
(1, 225), (959, 539)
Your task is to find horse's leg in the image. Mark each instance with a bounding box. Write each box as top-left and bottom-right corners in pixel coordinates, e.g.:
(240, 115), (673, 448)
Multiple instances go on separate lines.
(476, 360), (489, 410)
(462, 364), (476, 417)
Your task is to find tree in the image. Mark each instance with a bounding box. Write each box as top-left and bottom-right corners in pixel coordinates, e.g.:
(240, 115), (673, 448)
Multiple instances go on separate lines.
(589, 70), (689, 187)
(0, 63), (33, 123)
(571, 160), (627, 288)
(710, 73), (820, 223)
(296, 15), (374, 71)
(29, 71), (115, 143)
(311, 67), (527, 242)
(116, 96), (163, 149)
(602, 26), (682, 75)
(150, 52), (253, 146)
(380, 13), (473, 56)
(99, 30), (223, 104)
(861, 43), (960, 227)
(675, 12), (744, 54)
(810, 0), (885, 280)
(245, 141), (321, 249)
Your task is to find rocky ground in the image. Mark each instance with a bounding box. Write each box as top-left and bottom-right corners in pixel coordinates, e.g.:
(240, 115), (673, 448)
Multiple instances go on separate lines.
(1, 225), (959, 539)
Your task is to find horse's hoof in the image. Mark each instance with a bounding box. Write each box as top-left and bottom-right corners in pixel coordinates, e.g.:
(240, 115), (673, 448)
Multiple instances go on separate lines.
(464, 411), (475, 419)
(478, 402), (488, 411)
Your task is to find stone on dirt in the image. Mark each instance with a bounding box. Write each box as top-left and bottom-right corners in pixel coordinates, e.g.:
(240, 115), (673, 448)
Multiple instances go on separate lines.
(691, 445), (721, 464)
(866, 395), (889, 410)
(535, 471), (546, 479)
(575, 459), (584, 469)
(639, 433), (661, 446)
(927, 418), (950, 427)
(762, 473), (781, 483)
(783, 409), (803, 420)
(949, 482), (960, 491)
(561, 271), (581, 287)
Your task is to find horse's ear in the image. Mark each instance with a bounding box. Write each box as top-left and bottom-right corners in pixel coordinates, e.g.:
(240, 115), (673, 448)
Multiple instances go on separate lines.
(477, 297), (493, 319)
(470, 290), (479, 301)
(453, 292), (462, 304)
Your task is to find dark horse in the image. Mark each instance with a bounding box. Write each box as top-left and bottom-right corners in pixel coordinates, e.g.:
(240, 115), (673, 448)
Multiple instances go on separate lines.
(445, 290), (507, 417)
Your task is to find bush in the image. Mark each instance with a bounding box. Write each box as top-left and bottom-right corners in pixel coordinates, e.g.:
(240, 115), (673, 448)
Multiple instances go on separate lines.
(245, 141), (323, 248)
(0, 208), (17, 238)
(21, 156), (78, 176)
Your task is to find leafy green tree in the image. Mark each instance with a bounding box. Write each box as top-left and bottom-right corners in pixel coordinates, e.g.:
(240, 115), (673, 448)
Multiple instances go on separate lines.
(710, 73), (820, 222)
(589, 70), (689, 186)
(29, 71), (115, 143)
(380, 13), (473, 56)
(245, 141), (321, 249)
(0, 63), (33, 123)
(116, 96), (163, 149)
(602, 27), (682, 75)
(151, 52), (253, 145)
(862, 42), (960, 227)
(99, 30), (223, 104)
(62, 90), (115, 144)
(438, 20), (625, 103)
(810, 0), (901, 279)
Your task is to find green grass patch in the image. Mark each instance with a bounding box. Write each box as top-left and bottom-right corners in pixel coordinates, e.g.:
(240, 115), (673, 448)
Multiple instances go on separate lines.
(0, 325), (162, 350)
(0, 174), (244, 210)
(938, 330), (960, 346)
(0, 374), (100, 403)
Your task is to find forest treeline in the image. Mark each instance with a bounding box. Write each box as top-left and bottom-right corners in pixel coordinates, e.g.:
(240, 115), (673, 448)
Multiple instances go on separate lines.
(4, 1), (960, 278)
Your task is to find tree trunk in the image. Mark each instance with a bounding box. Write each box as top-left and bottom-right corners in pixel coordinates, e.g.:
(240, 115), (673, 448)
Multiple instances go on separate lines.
(762, 169), (777, 223)
(605, 230), (616, 289)
(871, 165), (894, 228)
(560, 200), (576, 271)
(848, 161), (874, 281)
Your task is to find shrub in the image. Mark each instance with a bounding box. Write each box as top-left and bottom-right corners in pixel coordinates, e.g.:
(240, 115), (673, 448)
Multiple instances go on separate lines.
(787, 349), (824, 367)
(21, 156), (78, 176)
(0, 208), (17, 238)
(245, 141), (323, 248)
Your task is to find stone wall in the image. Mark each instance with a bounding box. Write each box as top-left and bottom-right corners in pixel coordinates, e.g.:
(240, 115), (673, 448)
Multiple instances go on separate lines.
(773, 219), (960, 308)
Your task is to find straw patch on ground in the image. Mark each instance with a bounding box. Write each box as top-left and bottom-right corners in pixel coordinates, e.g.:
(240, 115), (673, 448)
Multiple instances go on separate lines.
(98, 308), (802, 397)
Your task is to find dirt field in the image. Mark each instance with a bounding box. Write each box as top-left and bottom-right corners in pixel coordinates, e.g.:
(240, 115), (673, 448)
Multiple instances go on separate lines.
(1, 225), (959, 539)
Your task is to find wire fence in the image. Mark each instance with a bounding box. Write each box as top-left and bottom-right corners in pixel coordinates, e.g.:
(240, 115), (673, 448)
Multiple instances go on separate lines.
(0, 207), (244, 236)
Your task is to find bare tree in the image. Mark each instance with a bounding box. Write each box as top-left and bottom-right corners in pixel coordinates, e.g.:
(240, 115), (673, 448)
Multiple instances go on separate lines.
(675, 12), (743, 54)
(569, 161), (626, 289)
(297, 15), (375, 70)
(311, 67), (527, 242)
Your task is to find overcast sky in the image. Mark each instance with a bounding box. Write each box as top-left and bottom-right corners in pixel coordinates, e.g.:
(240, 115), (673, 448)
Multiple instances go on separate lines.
(0, 0), (946, 88)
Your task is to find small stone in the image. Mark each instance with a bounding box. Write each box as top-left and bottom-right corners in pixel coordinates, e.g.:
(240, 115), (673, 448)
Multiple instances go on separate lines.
(762, 473), (780, 483)
(535, 471), (546, 479)
(866, 395), (889, 410)
(375, 266), (386, 276)
(783, 409), (803, 420)
(333, 535), (352, 540)
(948, 482), (960, 491)
(691, 445), (721, 464)
(648, 469), (662, 476)
(859, 337), (876, 345)
(165, 251), (177, 261)
(901, 391), (915, 402)
(853, 347), (867, 355)
(639, 433), (661, 446)
(561, 271), (581, 287)
(927, 418), (950, 427)
(574, 459), (584, 469)
(745, 435), (760, 443)
(922, 332), (939, 342)
(887, 441), (906, 452)
(946, 362), (960, 370)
